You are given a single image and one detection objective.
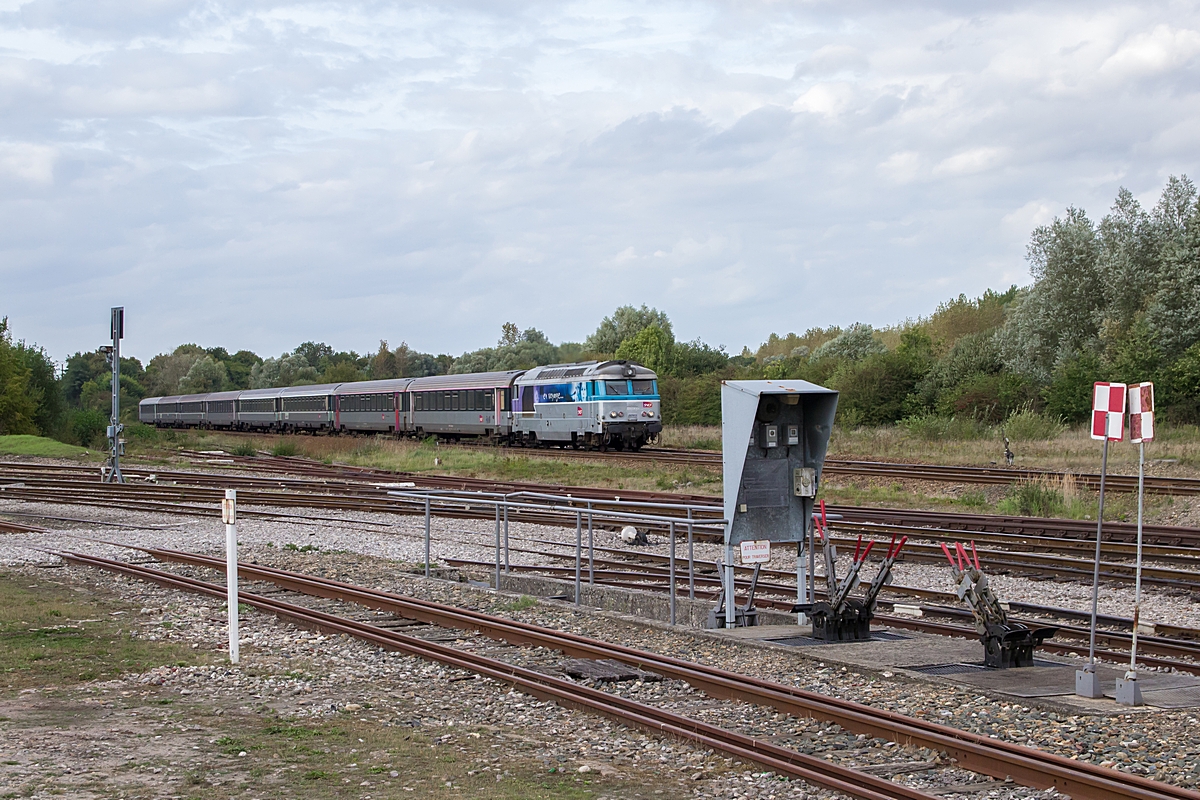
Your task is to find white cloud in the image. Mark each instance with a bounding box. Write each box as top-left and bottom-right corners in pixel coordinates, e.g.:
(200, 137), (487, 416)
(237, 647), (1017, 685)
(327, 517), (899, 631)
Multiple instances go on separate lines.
(1100, 24), (1200, 79)
(878, 151), (922, 184)
(933, 147), (1007, 177)
(0, 141), (56, 183)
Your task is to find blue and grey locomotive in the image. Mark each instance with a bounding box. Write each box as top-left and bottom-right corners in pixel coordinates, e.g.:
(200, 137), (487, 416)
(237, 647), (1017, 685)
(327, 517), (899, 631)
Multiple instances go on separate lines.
(139, 360), (662, 451)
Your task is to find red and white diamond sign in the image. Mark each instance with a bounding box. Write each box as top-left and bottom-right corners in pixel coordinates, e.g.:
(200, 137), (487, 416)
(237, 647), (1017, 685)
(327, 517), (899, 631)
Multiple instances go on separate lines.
(1128, 382), (1155, 443)
(1091, 382), (1126, 441)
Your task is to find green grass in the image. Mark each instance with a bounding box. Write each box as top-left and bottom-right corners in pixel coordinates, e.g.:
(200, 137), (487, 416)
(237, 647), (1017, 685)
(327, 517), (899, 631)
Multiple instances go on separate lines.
(0, 572), (208, 691)
(186, 433), (723, 495)
(0, 435), (89, 458)
(497, 595), (538, 612)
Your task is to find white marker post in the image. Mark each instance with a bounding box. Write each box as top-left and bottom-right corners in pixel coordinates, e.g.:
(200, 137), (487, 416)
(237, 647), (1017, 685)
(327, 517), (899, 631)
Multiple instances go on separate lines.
(1077, 382), (1125, 699)
(222, 489), (240, 664)
(1118, 382), (1154, 706)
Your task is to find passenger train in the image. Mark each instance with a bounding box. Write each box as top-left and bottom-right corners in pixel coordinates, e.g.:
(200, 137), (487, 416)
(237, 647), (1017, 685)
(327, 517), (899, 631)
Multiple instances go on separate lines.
(139, 360), (662, 450)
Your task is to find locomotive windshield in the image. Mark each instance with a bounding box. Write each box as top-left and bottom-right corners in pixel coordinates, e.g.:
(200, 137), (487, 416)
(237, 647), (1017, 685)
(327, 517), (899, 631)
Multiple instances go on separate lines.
(604, 381), (627, 395)
(631, 380), (655, 395)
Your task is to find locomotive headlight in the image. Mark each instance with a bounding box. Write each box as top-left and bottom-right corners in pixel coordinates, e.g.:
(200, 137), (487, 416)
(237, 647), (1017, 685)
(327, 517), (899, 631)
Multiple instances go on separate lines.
(610, 411), (618, 418)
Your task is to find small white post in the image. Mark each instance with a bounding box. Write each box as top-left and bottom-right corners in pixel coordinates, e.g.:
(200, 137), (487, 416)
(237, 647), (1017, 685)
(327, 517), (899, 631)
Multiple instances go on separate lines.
(222, 489), (239, 664)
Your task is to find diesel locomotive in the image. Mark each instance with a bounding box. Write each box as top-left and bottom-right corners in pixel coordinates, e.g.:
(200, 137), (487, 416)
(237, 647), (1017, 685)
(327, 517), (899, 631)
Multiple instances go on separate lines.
(139, 360), (662, 451)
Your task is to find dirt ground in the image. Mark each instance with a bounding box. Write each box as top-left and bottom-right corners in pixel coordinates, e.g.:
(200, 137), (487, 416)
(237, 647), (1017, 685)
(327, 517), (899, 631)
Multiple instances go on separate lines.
(0, 567), (718, 800)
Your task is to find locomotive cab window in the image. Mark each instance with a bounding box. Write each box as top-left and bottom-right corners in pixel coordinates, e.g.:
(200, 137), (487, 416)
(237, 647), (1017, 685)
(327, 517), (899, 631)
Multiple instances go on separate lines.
(605, 380), (629, 396)
(632, 380), (656, 395)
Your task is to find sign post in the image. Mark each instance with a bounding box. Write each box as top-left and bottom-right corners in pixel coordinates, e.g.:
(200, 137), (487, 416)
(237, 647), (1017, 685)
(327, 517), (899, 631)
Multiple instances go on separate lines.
(222, 489), (240, 665)
(1117, 383), (1154, 706)
(1077, 382), (1125, 698)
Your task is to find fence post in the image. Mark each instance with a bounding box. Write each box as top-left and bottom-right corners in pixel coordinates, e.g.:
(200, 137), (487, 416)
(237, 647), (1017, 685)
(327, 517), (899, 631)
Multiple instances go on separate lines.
(424, 496), (431, 579)
(575, 510), (582, 606)
(494, 504), (501, 591)
(222, 489), (239, 665)
(587, 502), (594, 586)
(669, 521), (676, 626)
(503, 499), (510, 574)
(687, 508), (694, 601)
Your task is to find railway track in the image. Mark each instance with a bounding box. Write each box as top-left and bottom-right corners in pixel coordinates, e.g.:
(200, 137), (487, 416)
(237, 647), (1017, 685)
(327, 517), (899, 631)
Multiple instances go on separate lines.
(7, 460), (1200, 594)
(414, 438), (1200, 497)
(441, 548), (1200, 673)
(8, 458), (1200, 548)
(406, 438), (1200, 496)
(58, 546), (1200, 800)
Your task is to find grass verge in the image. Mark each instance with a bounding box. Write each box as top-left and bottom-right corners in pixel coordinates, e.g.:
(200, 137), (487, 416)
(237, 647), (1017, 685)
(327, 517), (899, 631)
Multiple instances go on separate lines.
(0, 435), (89, 458)
(0, 571), (208, 691)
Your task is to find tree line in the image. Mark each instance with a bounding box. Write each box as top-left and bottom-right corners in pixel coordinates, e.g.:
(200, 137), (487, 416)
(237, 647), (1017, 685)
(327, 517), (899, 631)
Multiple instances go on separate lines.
(2, 175), (1198, 446)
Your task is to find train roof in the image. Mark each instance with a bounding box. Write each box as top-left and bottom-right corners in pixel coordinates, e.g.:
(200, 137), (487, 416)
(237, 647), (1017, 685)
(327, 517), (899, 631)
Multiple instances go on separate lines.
(407, 371), (524, 391)
(238, 387), (285, 399)
(278, 383), (342, 397)
(332, 378), (414, 395)
(204, 390), (243, 401)
(518, 360), (656, 382)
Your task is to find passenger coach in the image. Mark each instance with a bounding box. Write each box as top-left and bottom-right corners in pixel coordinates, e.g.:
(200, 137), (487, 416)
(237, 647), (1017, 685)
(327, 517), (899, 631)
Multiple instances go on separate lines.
(139, 360), (662, 449)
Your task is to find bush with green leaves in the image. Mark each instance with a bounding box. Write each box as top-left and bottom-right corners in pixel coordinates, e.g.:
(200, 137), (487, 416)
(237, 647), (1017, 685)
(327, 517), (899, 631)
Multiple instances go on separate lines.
(70, 409), (108, 448)
(1003, 407), (1066, 441)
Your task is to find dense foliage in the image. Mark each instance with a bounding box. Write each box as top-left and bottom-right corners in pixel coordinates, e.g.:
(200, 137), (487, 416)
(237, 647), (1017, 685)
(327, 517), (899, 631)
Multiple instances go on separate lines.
(3, 176), (1198, 443)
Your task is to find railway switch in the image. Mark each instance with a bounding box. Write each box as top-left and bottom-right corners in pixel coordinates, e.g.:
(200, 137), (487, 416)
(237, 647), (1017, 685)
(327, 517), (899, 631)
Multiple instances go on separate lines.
(794, 515), (908, 641)
(941, 541), (1058, 668)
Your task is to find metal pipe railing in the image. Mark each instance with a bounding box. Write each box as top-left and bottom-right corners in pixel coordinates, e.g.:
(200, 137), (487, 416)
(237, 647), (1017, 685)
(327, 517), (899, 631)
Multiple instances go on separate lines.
(386, 487), (729, 625)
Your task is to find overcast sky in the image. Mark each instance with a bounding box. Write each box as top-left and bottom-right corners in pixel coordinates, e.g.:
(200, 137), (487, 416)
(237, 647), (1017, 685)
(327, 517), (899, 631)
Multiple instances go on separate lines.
(2, 1), (1198, 364)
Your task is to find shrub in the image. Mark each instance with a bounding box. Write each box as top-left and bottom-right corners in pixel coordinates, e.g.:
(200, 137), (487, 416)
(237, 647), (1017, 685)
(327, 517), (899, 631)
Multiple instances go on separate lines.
(900, 414), (992, 441)
(997, 480), (1067, 517)
(270, 440), (298, 457)
(231, 442), (258, 457)
(122, 422), (160, 443)
(1043, 352), (1101, 423)
(70, 409), (108, 448)
(1003, 407), (1066, 441)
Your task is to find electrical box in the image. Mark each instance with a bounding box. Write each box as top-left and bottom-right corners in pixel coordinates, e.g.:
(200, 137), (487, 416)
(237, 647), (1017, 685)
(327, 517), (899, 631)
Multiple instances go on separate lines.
(762, 424), (778, 448)
(721, 380), (838, 546)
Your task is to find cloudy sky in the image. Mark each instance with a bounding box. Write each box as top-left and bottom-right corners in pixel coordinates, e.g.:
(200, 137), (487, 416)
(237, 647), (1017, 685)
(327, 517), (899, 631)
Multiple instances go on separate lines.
(2, 1), (1198, 364)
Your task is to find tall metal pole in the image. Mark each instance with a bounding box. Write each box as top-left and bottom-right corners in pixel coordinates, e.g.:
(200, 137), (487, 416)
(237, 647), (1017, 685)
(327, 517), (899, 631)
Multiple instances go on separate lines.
(1077, 437), (1109, 697)
(1131, 440), (1146, 669)
(1119, 441), (1147, 706)
(105, 307), (125, 484)
(494, 504), (501, 590)
(587, 502), (594, 585)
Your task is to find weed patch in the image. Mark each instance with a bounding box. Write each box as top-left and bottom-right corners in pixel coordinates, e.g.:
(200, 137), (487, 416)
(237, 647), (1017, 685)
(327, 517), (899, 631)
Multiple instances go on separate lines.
(0, 573), (208, 692)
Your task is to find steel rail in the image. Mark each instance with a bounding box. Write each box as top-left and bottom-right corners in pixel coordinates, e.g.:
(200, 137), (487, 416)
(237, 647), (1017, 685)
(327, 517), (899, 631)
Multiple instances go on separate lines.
(9, 459), (1200, 547)
(129, 546), (1200, 800)
(55, 549), (936, 800)
(438, 556), (1200, 673)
